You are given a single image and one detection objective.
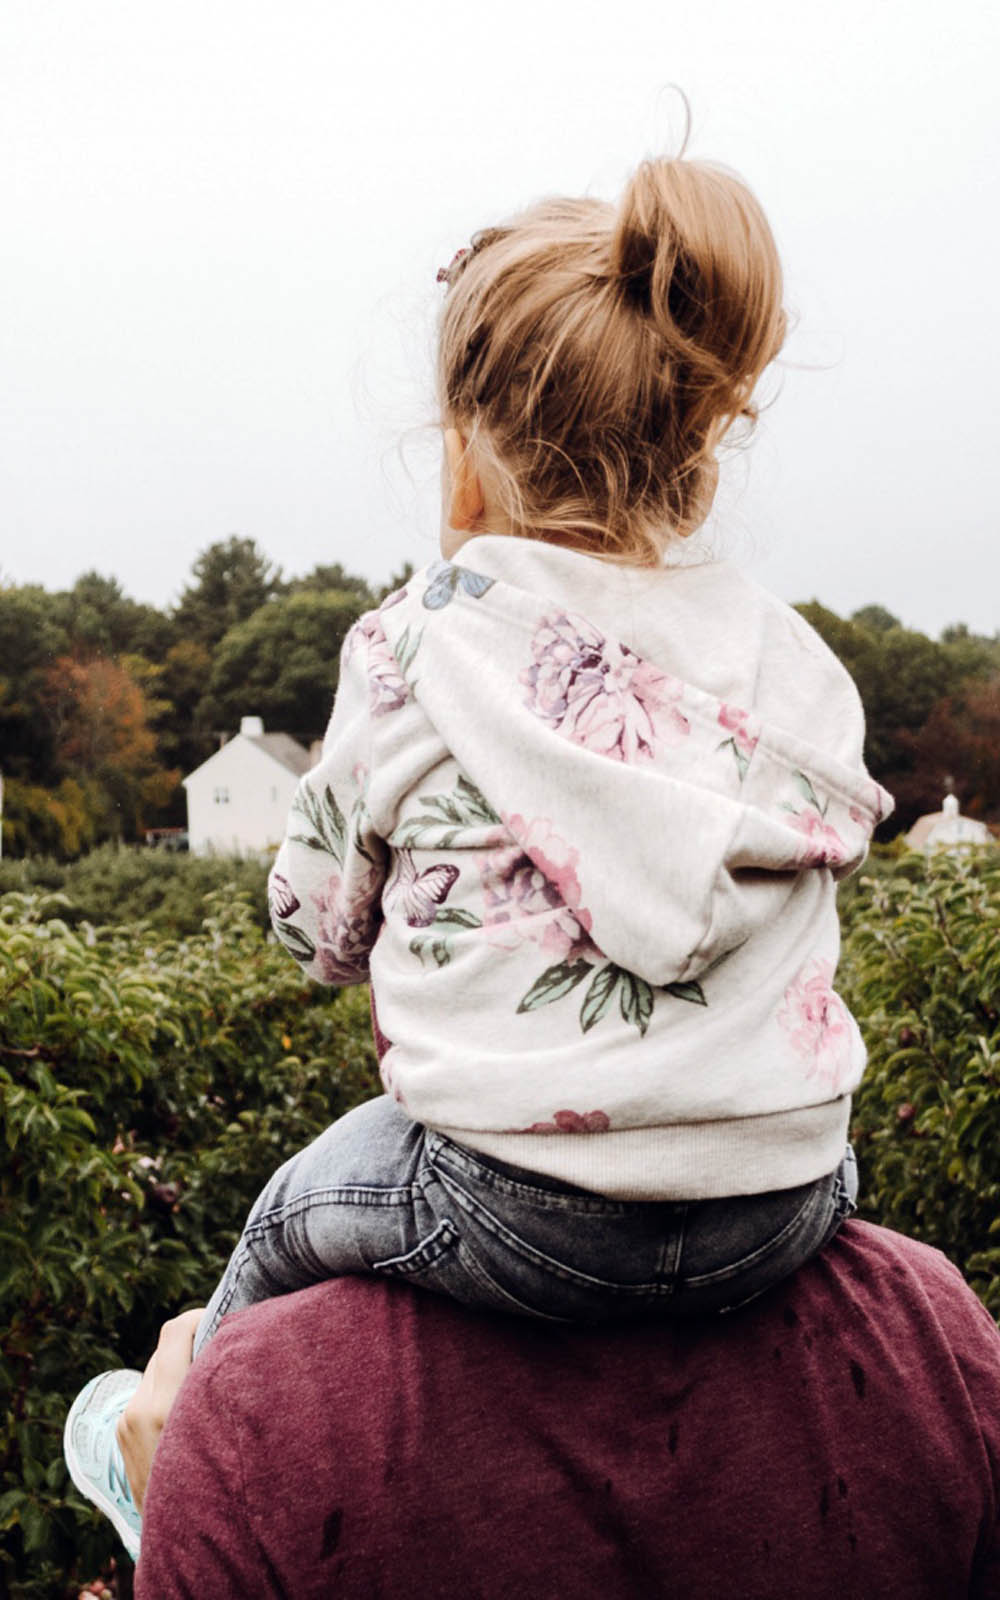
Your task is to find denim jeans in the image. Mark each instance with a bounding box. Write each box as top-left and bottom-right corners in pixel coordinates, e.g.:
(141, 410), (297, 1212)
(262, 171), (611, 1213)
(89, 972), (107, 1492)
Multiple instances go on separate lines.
(195, 1096), (857, 1353)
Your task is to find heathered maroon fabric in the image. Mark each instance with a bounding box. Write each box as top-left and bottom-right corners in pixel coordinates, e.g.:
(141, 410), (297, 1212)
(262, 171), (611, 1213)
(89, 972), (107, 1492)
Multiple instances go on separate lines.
(137, 1223), (1000, 1599)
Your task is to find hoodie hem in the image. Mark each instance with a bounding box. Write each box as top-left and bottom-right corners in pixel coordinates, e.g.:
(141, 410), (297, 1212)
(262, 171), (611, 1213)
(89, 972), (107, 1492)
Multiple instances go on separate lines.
(435, 1099), (852, 1202)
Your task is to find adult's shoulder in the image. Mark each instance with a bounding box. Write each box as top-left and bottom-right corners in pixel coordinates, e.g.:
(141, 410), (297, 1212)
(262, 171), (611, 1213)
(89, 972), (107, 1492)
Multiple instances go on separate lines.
(821, 1220), (1000, 1358)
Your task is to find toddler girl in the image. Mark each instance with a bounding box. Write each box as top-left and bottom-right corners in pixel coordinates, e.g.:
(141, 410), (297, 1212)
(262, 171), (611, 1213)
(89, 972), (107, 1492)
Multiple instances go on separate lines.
(66, 150), (892, 1558)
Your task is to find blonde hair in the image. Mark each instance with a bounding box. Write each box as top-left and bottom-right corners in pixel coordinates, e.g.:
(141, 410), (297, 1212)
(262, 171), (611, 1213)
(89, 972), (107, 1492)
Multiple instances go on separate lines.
(437, 158), (787, 564)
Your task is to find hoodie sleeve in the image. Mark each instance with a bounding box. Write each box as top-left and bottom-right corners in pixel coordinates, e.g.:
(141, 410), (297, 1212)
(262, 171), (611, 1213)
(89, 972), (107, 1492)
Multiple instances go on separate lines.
(267, 616), (389, 986)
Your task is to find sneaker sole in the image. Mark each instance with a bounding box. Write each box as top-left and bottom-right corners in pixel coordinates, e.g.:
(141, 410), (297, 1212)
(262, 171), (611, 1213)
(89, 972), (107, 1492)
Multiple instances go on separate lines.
(63, 1372), (143, 1561)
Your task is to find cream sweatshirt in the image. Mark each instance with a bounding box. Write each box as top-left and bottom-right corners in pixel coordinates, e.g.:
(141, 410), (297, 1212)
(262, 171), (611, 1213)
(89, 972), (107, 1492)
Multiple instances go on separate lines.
(268, 536), (893, 1200)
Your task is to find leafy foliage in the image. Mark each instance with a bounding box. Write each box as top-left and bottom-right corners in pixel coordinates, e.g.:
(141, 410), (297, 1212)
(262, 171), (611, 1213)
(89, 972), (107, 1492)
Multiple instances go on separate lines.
(797, 600), (1000, 834)
(840, 848), (1000, 1316)
(1, 845), (1000, 1592)
(0, 541), (376, 858)
(195, 590), (364, 749)
(0, 889), (379, 1596)
(0, 846), (270, 937)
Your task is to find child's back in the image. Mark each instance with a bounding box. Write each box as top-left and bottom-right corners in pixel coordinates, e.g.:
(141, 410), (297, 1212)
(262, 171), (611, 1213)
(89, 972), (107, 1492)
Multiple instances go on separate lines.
(273, 536), (889, 1201)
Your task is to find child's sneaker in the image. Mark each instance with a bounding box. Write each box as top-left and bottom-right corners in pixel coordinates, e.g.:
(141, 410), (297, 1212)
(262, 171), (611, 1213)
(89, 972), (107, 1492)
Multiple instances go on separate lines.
(63, 1370), (143, 1562)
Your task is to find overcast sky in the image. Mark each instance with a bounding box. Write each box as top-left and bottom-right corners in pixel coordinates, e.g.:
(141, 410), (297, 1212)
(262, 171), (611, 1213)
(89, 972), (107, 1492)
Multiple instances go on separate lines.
(2, 0), (998, 637)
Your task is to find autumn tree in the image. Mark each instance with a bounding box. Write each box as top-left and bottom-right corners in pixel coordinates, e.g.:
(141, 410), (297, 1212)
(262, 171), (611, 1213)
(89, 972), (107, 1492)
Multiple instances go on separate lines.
(40, 656), (179, 841)
(894, 677), (1000, 823)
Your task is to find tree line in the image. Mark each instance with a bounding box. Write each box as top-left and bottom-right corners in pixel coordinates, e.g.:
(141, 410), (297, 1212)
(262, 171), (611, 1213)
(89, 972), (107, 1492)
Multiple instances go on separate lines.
(1, 538), (997, 857)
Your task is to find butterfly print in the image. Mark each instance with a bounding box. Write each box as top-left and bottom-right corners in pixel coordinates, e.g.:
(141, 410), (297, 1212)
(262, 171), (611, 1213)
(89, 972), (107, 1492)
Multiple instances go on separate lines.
(422, 560), (495, 610)
(387, 849), (460, 927)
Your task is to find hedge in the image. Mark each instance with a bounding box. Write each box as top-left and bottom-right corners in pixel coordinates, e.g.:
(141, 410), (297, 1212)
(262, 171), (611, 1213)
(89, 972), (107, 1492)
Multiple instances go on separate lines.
(0, 890), (378, 1597)
(2, 845), (999, 1595)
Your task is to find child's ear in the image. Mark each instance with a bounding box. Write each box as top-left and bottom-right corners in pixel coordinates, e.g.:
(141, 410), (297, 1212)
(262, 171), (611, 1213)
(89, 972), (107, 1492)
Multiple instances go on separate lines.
(443, 428), (485, 531)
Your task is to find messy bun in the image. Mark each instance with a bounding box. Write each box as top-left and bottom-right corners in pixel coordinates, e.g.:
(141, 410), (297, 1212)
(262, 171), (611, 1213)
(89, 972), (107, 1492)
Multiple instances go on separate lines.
(438, 157), (786, 562)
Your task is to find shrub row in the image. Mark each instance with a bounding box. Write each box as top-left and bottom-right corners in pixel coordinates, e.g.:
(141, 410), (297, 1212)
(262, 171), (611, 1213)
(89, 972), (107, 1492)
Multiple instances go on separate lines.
(2, 846), (998, 1594)
(840, 847), (1000, 1316)
(0, 891), (379, 1597)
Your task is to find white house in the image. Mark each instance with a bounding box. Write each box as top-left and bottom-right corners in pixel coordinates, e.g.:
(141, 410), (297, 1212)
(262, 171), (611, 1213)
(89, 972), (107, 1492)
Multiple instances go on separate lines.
(905, 791), (994, 853)
(183, 716), (314, 857)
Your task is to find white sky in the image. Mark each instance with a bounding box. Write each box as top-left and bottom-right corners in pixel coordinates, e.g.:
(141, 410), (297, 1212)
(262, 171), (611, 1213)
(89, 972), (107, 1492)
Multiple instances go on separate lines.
(1, 0), (998, 637)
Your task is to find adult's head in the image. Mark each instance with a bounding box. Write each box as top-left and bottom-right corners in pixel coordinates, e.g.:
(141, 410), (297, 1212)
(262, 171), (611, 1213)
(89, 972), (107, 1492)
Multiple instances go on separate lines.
(133, 1222), (1000, 1599)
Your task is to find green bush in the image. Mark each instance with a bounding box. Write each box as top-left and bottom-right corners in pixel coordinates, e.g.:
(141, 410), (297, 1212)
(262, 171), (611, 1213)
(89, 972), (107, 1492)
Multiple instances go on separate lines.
(0, 891), (379, 1598)
(3, 846), (999, 1593)
(0, 844), (269, 938)
(841, 848), (1000, 1315)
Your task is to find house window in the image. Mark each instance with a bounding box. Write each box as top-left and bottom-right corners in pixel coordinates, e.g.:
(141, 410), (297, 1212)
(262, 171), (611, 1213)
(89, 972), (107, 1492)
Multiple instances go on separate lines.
(213, 787), (230, 805)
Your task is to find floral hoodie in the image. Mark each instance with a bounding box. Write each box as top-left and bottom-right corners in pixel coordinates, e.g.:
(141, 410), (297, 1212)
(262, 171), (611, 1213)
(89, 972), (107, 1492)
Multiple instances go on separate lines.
(269, 536), (893, 1200)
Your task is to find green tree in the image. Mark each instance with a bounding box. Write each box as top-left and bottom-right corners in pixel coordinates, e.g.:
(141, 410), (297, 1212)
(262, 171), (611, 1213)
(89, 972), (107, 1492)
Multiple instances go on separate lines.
(797, 602), (961, 831)
(196, 590), (367, 747)
(850, 604), (901, 635)
(286, 563), (375, 605)
(51, 572), (175, 662)
(172, 537), (282, 653)
(0, 586), (71, 786)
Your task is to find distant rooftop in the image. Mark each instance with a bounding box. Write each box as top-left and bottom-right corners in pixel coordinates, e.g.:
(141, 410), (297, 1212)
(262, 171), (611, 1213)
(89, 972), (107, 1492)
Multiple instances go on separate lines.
(243, 729), (312, 778)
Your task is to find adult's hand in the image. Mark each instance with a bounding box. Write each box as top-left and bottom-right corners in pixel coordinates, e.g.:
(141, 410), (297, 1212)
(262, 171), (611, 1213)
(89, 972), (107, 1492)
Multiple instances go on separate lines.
(116, 1309), (204, 1511)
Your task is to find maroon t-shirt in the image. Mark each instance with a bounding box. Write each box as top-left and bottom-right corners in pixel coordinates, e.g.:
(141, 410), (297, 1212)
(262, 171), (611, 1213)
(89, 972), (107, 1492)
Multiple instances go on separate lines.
(137, 1222), (1000, 1598)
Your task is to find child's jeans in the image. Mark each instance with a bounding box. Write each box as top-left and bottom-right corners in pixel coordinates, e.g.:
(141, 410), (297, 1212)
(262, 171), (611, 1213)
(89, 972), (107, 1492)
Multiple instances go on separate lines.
(194, 1095), (857, 1354)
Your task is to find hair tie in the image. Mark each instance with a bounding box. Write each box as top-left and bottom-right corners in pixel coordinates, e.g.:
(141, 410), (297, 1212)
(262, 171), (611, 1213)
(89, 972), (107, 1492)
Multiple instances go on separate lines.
(436, 247), (470, 286)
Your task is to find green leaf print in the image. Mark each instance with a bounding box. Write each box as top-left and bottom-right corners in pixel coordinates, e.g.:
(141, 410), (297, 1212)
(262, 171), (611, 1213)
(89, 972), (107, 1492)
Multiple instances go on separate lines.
(395, 775), (502, 849)
(454, 775), (502, 824)
(432, 907), (483, 930)
(580, 964), (622, 1033)
(517, 958), (593, 1014)
(619, 971), (654, 1036)
(663, 979), (708, 1006)
(717, 736), (751, 783)
(275, 920), (317, 964)
(394, 623), (422, 678)
(290, 783), (347, 863)
(408, 906), (482, 968)
(792, 770), (826, 816)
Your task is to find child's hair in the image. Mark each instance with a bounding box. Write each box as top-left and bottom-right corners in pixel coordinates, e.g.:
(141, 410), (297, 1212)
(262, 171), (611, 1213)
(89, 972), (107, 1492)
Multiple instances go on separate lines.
(437, 158), (787, 564)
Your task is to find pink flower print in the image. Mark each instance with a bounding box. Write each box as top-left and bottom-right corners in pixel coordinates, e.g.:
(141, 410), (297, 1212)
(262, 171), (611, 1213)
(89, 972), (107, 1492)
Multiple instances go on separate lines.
(777, 958), (853, 1094)
(515, 1109), (611, 1135)
(478, 843), (592, 961)
(717, 703), (760, 780)
(521, 611), (688, 762)
(350, 612), (409, 716)
(792, 807), (849, 869)
(311, 866), (382, 983)
(483, 815), (596, 959)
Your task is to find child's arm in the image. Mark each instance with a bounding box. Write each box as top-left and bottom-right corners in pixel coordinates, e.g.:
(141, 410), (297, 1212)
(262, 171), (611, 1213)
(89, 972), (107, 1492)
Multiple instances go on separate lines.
(267, 619), (388, 985)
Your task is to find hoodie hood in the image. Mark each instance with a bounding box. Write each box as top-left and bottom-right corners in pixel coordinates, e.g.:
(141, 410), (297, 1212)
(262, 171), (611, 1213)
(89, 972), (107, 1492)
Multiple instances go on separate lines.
(377, 537), (892, 989)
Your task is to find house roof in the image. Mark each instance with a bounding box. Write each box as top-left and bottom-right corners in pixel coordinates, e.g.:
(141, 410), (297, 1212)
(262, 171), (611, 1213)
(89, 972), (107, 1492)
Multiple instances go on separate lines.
(905, 795), (993, 850)
(904, 813), (942, 850)
(183, 730), (313, 785)
(245, 732), (313, 777)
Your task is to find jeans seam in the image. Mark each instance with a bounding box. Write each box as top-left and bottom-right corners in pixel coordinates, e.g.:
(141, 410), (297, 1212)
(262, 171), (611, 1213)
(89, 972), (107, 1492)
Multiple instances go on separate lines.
(433, 1170), (662, 1295)
(426, 1134), (632, 1216)
(371, 1217), (460, 1276)
(242, 1184), (417, 1242)
(681, 1180), (836, 1289)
